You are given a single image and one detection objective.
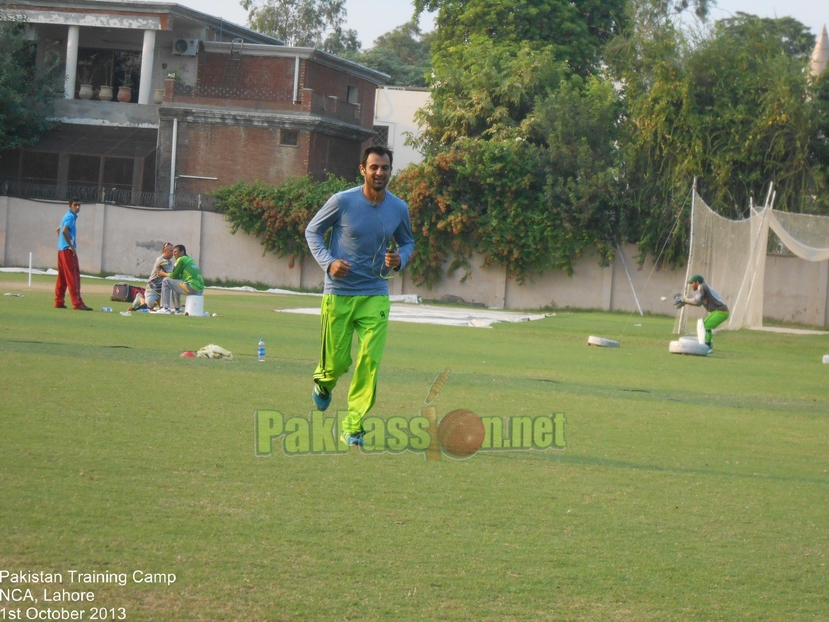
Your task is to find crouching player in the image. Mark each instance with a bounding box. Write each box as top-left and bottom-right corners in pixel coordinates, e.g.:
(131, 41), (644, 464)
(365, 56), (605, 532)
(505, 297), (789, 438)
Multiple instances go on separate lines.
(676, 274), (729, 351)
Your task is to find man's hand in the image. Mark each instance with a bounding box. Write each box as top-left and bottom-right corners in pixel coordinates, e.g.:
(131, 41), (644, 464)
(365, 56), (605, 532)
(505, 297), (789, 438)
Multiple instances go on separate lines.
(60, 226), (74, 254)
(384, 252), (401, 270)
(328, 259), (351, 278)
(673, 294), (685, 309)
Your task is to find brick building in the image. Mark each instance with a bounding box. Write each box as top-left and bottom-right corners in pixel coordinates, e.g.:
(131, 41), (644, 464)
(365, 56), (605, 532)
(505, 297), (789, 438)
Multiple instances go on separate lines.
(0, 0), (387, 206)
(160, 43), (385, 196)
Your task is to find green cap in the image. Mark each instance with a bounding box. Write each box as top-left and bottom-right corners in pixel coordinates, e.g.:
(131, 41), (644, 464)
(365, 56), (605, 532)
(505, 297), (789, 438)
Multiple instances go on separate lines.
(687, 274), (704, 284)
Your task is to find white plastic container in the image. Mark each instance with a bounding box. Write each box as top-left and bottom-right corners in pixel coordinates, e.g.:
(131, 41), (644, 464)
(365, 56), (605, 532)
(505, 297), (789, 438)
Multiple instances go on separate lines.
(823, 355), (829, 364)
(184, 295), (204, 316)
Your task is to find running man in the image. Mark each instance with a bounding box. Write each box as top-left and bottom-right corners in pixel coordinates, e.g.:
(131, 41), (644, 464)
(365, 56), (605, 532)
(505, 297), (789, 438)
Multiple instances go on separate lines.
(305, 146), (415, 446)
(679, 274), (729, 351)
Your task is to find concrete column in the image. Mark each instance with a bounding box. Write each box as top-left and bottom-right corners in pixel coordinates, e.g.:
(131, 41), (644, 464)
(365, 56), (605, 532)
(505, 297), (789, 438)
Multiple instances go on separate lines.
(191, 211), (203, 268)
(0, 196), (9, 266)
(87, 203), (106, 274)
(288, 258), (302, 290)
(293, 56), (300, 102)
(601, 262), (613, 311)
(493, 265), (506, 309)
(819, 260), (829, 327)
(57, 153), (70, 187)
(138, 29), (156, 105)
(64, 25), (80, 99)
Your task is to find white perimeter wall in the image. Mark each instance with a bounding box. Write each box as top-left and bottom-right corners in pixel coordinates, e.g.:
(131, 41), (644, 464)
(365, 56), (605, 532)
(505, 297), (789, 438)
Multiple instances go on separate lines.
(1, 196), (827, 325)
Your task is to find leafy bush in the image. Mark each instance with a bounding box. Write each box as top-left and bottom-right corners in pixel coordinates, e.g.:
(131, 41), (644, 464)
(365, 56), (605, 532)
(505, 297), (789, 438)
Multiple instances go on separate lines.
(212, 175), (355, 267)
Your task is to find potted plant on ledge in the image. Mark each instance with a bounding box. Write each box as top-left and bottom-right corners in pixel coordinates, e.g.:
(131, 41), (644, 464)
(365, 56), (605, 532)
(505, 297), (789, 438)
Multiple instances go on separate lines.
(97, 53), (115, 101)
(76, 54), (97, 100)
(115, 51), (141, 103)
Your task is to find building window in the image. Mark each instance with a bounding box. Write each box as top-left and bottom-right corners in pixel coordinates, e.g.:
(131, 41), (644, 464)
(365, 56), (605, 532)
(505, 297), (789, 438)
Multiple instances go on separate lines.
(68, 155), (101, 186)
(103, 157), (135, 191)
(347, 86), (359, 104)
(20, 151), (59, 185)
(280, 129), (299, 146)
(371, 126), (389, 148)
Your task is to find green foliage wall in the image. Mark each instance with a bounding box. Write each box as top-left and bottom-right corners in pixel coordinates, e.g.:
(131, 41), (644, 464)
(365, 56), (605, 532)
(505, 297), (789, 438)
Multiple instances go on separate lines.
(212, 175), (354, 267)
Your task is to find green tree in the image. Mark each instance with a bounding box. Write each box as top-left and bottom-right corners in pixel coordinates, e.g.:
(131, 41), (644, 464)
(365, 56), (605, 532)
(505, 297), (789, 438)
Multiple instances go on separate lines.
(343, 20), (434, 87)
(389, 0), (633, 285)
(610, 5), (825, 264)
(810, 71), (829, 192)
(717, 12), (815, 59)
(322, 26), (361, 55)
(392, 73), (623, 285)
(416, 0), (629, 78)
(411, 0), (636, 151)
(414, 39), (563, 150)
(213, 175), (354, 266)
(0, 7), (60, 151)
(241, 0), (359, 50)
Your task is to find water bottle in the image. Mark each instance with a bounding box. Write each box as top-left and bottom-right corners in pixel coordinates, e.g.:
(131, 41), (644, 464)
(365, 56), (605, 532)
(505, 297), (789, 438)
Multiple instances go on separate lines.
(101, 307), (112, 312)
(258, 338), (265, 362)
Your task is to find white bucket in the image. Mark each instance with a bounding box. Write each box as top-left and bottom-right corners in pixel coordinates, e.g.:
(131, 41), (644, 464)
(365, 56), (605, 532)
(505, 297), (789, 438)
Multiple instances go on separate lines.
(184, 295), (204, 316)
(823, 355), (829, 364)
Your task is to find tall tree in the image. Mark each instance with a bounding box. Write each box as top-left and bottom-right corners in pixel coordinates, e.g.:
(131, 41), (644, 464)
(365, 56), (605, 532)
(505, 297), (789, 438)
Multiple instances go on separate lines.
(608, 3), (824, 265)
(411, 0), (634, 152)
(393, 73), (623, 285)
(322, 26), (361, 55)
(810, 71), (829, 193)
(342, 20), (433, 87)
(414, 39), (564, 149)
(717, 12), (815, 59)
(241, 0), (359, 51)
(0, 6), (60, 152)
(416, 0), (629, 77)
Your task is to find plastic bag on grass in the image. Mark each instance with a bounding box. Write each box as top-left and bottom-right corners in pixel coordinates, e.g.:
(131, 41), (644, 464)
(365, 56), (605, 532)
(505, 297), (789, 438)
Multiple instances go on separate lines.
(196, 344), (233, 360)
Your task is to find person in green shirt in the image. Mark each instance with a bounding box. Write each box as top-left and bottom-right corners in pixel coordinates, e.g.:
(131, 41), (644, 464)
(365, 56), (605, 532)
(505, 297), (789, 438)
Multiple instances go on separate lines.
(158, 244), (204, 314)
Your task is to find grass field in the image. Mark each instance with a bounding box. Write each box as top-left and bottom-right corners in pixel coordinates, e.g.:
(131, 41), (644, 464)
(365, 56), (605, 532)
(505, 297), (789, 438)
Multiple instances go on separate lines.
(1, 272), (828, 621)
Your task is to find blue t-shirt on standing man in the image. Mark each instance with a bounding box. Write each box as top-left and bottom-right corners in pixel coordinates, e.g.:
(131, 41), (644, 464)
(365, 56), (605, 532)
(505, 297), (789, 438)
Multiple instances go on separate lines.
(57, 210), (77, 251)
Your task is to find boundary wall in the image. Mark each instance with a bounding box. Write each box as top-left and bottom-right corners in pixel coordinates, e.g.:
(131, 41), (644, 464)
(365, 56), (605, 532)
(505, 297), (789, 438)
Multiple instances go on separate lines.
(1, 196), (827, 326)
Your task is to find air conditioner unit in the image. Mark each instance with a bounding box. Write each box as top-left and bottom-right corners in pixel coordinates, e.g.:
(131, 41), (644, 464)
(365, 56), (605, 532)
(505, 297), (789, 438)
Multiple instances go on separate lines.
(172, 38), (199, 56)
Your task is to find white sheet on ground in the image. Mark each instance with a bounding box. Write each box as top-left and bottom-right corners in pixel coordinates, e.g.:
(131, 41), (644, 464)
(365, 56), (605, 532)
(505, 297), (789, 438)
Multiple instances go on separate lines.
(277, 304), (547, 328)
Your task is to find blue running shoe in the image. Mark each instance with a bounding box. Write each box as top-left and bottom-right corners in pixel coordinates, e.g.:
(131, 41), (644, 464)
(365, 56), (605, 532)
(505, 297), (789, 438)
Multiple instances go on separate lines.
(340, 430), (365, 447)
(312, 386), (332, 411)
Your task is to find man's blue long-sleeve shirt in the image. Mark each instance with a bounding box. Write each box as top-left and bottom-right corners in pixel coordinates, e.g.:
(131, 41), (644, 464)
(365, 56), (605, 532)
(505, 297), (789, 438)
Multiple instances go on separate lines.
(305, 186), (415, 295)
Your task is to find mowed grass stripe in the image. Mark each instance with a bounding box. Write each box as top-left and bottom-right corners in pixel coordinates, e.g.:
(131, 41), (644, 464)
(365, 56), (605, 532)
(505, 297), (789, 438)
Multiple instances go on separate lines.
(1, 273), (828, 620)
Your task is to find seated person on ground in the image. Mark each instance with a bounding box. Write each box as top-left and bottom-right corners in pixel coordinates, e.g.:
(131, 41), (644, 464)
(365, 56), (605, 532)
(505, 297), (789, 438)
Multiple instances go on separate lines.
(136, 242), (174, 310)
(157, 244), (204, 313)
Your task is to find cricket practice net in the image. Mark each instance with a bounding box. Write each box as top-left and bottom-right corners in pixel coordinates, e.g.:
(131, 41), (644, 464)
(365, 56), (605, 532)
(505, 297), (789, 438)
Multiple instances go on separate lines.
(674, 188), (829, 334)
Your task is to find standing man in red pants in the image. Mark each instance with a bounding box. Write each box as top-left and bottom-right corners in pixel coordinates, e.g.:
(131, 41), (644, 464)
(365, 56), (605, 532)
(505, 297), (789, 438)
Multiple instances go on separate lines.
(55, 198), (92, 310)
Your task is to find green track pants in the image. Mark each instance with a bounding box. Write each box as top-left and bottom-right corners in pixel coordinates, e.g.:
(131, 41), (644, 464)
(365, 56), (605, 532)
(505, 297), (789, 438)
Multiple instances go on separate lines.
(703, 310), (729, 346)
(313, 294), (390, 434)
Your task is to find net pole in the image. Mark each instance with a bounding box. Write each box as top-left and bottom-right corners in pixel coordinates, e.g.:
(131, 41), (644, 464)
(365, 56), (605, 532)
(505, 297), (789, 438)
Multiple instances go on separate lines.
(676, 181), (697, 334)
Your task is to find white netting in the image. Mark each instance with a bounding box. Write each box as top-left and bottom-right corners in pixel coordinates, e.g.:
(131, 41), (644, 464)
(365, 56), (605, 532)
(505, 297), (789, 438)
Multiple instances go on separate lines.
(674, 191), (757, 334)
(768, 211), (829, 262)
(675, 187), (829, 334)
